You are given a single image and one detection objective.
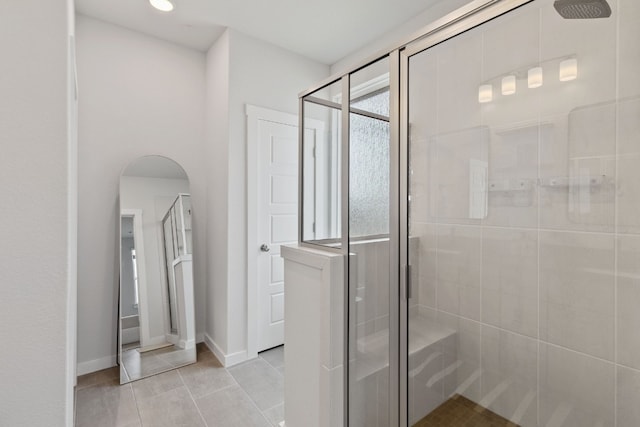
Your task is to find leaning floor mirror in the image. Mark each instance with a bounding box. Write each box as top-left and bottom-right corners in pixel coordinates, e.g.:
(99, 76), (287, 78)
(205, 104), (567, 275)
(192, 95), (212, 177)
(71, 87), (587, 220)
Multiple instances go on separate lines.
(119, 155), (196, 384)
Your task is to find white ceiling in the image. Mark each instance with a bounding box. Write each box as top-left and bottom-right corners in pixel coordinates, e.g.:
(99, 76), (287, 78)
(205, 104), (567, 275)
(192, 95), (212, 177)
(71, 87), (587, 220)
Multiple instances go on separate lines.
(75, 0), (442, 64)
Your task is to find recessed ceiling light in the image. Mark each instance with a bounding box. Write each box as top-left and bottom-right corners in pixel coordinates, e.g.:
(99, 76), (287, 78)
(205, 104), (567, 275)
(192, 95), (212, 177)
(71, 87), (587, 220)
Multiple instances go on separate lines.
(149, 0), (174, 12)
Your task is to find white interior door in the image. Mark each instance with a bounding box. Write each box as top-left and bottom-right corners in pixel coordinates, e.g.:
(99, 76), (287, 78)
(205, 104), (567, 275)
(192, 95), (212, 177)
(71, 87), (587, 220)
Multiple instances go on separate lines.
(257, 119), (299, 352)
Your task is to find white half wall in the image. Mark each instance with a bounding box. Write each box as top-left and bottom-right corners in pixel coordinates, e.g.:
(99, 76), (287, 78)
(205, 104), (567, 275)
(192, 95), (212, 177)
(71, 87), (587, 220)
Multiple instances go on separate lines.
(0, 0), (74, 425)
(75, 15), (207, 372)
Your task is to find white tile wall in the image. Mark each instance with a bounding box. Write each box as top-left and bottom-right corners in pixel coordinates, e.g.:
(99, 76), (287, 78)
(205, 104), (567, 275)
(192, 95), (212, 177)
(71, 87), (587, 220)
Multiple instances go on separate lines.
(618, 0), (640, 98)
(435, 225), (482, 321)
(484, 125), (539, 228)
(481, 325), (538, 427)
(482, 227), (538, 338)
(407, 0), (640, 426)
(616, 366), (640, 427)
(616, 235), (640, 370)
(539, 230), (615, 361)
(434, 31), (482, 135)
(539, 343), (615, 427)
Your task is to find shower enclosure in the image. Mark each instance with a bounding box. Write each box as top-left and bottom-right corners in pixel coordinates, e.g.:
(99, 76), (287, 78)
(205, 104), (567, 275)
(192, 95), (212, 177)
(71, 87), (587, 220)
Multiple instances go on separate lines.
(299, 0), (640, 425)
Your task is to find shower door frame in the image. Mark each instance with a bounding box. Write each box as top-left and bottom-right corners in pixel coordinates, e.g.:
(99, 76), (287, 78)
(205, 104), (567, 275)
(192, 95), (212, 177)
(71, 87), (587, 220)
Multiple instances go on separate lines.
(398, 1), (534, 425)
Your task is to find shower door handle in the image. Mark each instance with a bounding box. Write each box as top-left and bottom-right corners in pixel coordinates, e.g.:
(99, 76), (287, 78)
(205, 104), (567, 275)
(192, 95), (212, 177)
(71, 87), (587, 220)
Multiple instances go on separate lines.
(260, 244), (270, 252)
(403, 265), (412, 300)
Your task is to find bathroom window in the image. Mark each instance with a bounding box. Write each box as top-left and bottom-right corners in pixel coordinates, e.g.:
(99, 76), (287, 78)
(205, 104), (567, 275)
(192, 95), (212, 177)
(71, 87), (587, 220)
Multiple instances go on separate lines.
(300, 73), (390, 246)
(349, 87), (390, 238)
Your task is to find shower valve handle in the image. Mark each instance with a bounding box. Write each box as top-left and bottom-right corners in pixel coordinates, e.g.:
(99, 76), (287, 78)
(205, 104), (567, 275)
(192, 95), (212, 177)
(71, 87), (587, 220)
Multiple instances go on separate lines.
(260, 244), (270, 252)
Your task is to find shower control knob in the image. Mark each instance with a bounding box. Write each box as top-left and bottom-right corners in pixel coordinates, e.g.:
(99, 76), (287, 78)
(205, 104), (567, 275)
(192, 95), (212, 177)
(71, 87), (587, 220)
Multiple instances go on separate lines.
(260, 244), (270, 252)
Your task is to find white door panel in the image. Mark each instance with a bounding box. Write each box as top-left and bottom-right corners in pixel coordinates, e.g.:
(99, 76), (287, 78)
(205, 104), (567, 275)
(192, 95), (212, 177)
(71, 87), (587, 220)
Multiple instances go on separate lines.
(271, 255), (284, 283)
(271, 137), (298, 166)
(257, 120), (298, 351)
(251, 107), (325, 354)
(271, 215), (297, 243)
(270, 293), (285, 323)
(271, 176), (298, 204)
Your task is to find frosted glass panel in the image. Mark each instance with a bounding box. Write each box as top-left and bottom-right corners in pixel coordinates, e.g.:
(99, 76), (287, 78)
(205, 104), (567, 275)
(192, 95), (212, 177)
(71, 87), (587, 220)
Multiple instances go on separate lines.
(349, 111), (390, 237)
(352, 89), (390, 116)
(350, 72), (390, 238)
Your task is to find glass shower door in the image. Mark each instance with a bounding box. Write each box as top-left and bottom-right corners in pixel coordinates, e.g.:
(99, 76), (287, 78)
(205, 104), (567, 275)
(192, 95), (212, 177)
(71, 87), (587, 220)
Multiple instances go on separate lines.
(406, 0), (638, 426)
(348, 56), (396, 427)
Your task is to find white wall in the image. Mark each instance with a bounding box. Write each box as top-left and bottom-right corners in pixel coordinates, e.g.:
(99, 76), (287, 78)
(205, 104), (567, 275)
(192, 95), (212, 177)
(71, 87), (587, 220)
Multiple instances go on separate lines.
(76, 14), (328, 371)
(331, 0), (473, 75)
(76, 15), (207, 373)
(120, 176), (190, 342)
(67, 0), (78, 423)
(205, 29), (330, 360)
(205, 30), (230, 358)
(0, 0), (74, 425)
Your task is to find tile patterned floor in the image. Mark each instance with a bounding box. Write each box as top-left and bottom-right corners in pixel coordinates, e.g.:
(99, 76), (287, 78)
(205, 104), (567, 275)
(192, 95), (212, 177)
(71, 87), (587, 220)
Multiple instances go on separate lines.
(75, 344), (285, 427)
(413, 394), (519, 427)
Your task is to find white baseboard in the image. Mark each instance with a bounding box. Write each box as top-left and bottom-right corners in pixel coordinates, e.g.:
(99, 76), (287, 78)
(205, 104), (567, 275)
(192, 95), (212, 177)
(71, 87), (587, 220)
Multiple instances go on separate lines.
(196, 332), (204, 343)
(77, 355), (117, 376)
(204, 333), (248, 367)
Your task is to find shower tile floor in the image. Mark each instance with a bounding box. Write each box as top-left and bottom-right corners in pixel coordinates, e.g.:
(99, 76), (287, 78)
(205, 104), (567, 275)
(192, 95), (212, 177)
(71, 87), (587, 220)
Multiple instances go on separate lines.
(75, 343), (285, 427)
(414, 394), (518, 427)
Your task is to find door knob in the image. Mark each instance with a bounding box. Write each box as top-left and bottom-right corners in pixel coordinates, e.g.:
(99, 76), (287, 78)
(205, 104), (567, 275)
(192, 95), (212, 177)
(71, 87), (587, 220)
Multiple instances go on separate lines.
(260, 244), (270, 252)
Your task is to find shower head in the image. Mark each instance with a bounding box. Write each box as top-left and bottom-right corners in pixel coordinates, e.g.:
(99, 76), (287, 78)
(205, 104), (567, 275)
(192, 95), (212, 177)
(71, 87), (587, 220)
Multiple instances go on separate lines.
(554, 0), (611, 19)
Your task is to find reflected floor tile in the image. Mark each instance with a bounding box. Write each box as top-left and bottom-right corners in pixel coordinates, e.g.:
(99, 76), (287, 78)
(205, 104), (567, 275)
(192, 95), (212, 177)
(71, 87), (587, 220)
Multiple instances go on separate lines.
(195, 384), (270, 427)
(228, 358), (284, 411)
(131, 369), (184, 400)
(124, 355), (175, 381)
(136, 386), (205, 427)
(263, 403), (285, 427)
(75, 380), (141, 427)
(260, 345), (284, 370)
(157, 347), (197, 368)
(178, 359), (235, 399)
